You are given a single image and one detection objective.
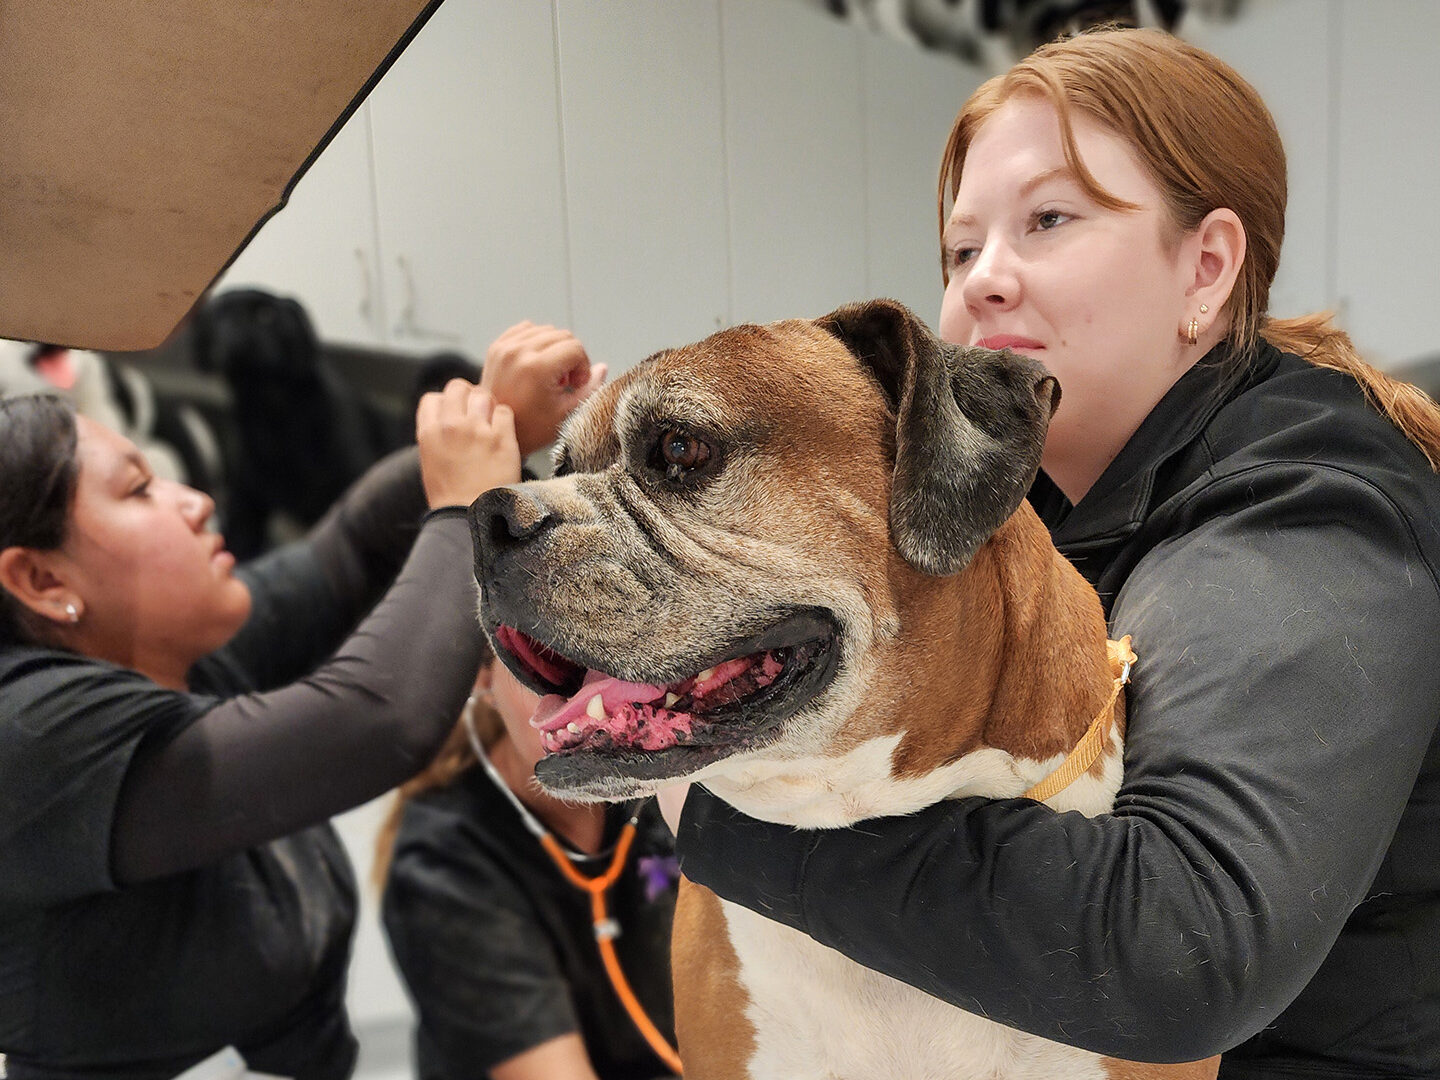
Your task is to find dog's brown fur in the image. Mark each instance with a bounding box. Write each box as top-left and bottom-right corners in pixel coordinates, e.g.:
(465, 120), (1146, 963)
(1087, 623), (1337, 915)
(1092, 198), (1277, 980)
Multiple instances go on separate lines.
(471, 300), (1220, 1079)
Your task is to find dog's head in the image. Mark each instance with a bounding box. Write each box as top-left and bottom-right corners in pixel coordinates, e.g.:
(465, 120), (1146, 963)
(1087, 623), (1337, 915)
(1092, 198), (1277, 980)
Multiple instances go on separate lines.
(470, 299), (1057, 804)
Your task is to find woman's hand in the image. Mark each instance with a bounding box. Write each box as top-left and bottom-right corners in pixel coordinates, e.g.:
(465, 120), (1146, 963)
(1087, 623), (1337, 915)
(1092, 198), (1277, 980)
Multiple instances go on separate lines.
(415, 379), (522, 510)
(482, 322), (607, 456)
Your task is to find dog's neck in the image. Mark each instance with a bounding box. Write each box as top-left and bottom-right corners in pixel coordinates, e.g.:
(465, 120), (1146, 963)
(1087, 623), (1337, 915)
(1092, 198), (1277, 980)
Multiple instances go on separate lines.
(703, 503), (1120, 827)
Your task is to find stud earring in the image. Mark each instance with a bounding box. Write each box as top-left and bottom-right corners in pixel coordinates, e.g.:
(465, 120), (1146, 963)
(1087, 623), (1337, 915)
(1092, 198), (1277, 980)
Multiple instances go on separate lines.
(1185, 318), (1200, 346)
(1199, 303), (1209, 314)
(65, 602), (79, 624)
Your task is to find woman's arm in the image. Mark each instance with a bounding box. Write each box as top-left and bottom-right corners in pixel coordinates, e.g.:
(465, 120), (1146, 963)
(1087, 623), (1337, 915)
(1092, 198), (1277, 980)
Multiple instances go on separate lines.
(219, 446), (427, 690)
(112, 514), (483, 882)
(490, 1034), (603, 1080)
(111, 384), (522, 882)
(226, 325), (603, 688)
(676, 465), (1440, 1060)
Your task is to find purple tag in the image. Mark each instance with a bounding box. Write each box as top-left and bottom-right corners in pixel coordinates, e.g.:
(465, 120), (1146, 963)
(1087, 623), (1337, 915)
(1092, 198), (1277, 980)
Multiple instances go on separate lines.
(638, 854), (680, 902)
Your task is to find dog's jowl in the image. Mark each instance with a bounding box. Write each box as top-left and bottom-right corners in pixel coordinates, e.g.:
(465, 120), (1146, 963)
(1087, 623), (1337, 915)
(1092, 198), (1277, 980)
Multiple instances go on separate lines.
(469, 299), (1219, 1080)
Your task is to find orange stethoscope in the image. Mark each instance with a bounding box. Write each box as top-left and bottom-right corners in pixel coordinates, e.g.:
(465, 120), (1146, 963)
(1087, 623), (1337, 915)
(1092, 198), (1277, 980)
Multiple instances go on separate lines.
(464, 702), (685, 1075)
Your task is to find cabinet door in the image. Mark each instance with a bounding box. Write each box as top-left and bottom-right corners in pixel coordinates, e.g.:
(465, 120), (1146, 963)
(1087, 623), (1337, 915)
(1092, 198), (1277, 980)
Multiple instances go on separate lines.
(555, 0), (729, 373)
(862, 29), (985, 330)
(216, 105), (383, 347)
(722, 0), (868, 325)
(1333, 0), (1440, 366)
(1183, 0), (1335, 326)
(368, 0), (570, 357)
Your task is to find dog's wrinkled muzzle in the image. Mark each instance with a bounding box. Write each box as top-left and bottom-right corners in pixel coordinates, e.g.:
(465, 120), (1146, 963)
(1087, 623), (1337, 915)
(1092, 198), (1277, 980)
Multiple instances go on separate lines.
(469, 484), (554, 597)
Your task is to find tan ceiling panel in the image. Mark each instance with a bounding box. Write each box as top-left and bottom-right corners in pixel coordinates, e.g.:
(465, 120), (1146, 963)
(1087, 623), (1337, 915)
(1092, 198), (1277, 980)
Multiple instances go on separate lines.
(0, 0), (439, 350)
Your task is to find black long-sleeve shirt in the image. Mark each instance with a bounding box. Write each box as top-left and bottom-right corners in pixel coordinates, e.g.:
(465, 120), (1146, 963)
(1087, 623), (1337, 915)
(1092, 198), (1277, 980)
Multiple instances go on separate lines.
(676, 341), (1440, 1078)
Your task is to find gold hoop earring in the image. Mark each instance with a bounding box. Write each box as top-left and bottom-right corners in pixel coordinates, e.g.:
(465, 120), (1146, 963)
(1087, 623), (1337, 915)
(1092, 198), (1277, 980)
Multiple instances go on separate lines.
(1185, 318), (1200, 346)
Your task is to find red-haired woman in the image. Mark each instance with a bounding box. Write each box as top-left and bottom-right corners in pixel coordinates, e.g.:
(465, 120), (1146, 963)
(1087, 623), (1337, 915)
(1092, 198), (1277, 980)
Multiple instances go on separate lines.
(674, 27), (1440, 1079)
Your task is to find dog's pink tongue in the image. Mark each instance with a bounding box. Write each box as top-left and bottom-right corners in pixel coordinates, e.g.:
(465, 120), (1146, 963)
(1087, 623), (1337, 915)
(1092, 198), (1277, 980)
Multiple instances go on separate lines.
(531, 669), (667, 733)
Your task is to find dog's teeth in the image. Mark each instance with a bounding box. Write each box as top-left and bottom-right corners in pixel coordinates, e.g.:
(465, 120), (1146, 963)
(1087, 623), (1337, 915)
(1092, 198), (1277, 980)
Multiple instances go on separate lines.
(585, 694), (605, 721)
(665, 692), (680, 708)
(697, 667), (715, 683)
(567, 722), (582, 734)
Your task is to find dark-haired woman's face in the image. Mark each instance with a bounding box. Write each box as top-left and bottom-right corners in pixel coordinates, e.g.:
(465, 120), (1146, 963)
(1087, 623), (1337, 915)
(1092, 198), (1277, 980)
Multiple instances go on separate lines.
(58, 417), (251, 684)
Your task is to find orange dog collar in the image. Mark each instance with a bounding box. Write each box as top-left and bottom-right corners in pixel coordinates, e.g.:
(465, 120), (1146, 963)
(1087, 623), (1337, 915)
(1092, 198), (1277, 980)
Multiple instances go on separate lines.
(1021, 635), (1136, 804)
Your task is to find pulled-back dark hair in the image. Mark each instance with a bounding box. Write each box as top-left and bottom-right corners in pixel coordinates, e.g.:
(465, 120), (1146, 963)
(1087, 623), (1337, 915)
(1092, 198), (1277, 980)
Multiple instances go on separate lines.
(0, 395), (80, 646)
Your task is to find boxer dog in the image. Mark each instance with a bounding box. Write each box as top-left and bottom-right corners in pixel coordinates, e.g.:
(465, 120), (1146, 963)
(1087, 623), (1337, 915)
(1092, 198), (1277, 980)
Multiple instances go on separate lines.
(469, 299), (1218, 1080)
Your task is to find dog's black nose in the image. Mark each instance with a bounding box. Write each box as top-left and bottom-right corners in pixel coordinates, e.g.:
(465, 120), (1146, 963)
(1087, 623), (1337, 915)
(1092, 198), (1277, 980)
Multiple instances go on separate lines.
(469, 486), (554, 575)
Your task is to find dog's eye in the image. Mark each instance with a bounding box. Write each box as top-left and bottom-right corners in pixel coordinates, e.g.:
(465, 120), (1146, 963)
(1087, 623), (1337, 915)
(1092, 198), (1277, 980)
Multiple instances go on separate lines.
(654, 428), (713, 479)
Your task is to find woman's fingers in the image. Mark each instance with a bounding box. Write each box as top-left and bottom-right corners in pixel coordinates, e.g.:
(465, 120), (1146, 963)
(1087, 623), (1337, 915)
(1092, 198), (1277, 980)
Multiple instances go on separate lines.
(416, 380), (522, 509)
(480, 322), (605, 455)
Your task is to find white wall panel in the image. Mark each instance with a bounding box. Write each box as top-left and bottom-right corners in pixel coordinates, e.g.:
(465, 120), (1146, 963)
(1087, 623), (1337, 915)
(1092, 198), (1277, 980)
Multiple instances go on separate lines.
(1333, 0), (1440, 366)
(722, 0), (868, 325)
(555, 0), (729, 373)
(861, 29), (985, 330)
(368, 0), (570, 356)
(1183, 0), (1336, 327)
(217, 105), (383, 346)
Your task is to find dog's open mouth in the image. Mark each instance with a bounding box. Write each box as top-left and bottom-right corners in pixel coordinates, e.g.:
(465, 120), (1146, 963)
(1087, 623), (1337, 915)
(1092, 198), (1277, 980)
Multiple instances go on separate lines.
(490, 610), (840, 784)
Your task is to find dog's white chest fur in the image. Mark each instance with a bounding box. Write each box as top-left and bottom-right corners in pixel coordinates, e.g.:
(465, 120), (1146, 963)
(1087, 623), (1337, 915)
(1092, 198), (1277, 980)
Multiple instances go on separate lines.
(705, 728), (1123, 827)
(703, 732), (1125, 1078)
(721, 899), (1109, 1080)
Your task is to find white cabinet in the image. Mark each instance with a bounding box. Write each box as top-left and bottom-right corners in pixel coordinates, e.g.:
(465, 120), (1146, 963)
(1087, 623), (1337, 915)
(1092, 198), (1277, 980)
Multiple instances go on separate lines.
(1332, 0), (1440, 366)
(368, 0), (571, 357)
(215, 104), (383, 346)
(213, 0), (1440, 374)
(554, 0), (729, 373)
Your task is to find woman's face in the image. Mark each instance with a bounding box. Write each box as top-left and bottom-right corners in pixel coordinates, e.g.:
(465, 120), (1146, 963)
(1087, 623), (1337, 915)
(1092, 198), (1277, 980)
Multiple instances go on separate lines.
(938, 95), (1199, 502)
(487, 659), (545, 764)
(59, 417), (251, 681)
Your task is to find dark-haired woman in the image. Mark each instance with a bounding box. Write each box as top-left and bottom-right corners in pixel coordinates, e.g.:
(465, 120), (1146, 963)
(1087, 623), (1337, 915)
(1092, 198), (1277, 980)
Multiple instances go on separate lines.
(0, 345), (599, 1078)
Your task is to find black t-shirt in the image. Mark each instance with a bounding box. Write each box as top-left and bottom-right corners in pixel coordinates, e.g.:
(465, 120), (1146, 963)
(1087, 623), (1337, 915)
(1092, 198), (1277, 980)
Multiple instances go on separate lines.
(0, 638), (358, 1078)
(0, 450), (481, 1080)
(382, 766), (678, 1080)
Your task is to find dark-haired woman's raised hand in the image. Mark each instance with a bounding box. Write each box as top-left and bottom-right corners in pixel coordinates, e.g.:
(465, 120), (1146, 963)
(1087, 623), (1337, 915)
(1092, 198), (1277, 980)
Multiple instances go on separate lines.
(415, 379), (523, 510)
(482, 321), (607, 456)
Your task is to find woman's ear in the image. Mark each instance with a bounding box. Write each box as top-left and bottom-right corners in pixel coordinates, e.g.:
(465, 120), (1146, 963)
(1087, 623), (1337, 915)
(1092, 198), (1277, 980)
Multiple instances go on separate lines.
(1188, 207), (1247, 331)
(0, 547), (78, 625)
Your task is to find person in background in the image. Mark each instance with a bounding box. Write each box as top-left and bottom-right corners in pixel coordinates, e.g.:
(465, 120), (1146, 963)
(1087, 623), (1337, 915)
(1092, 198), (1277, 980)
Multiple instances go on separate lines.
(669, 27), (1440, 1078)
(377, 321), (677, 1080)
(189, 288), (397, 560)
(0, 333), (602, 1079)
(0, 337), (190, 484)
(377, 645), (679, 1080)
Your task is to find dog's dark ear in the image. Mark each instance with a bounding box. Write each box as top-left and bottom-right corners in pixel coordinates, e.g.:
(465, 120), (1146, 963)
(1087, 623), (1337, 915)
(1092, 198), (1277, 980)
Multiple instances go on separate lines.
(816, 299), (1059, 576)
